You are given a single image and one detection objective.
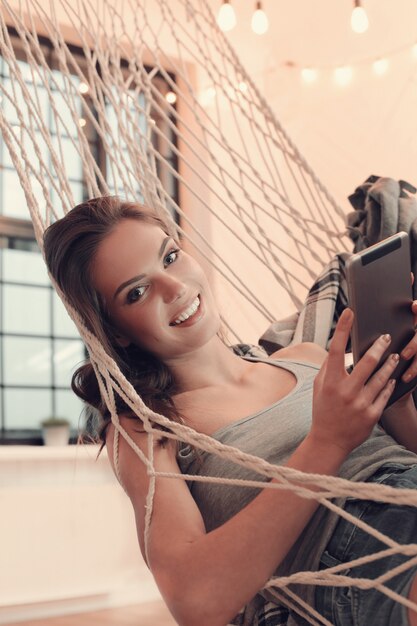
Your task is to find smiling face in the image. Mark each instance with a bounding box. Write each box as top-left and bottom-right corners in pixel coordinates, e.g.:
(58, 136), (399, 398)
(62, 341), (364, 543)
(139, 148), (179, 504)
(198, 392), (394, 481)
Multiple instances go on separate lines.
(90, 218), (221, 362)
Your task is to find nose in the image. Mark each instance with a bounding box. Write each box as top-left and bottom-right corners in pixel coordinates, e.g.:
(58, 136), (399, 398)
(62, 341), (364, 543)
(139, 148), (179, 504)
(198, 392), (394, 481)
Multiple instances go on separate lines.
(158, 273), (187, 303)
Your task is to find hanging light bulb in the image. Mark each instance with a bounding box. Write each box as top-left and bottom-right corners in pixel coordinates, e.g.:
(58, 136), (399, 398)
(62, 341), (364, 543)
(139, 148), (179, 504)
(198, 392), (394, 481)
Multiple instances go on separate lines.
(334, 66), (353, 87)
(372, 58), (389, 76)
(351, 0), (369, 34)
(165, 91), (177, 104)
(301, 68), (318, 84)
(251, 1), (269, 35)
(78, 81), (89, 94)
(217, 0), (236, 32)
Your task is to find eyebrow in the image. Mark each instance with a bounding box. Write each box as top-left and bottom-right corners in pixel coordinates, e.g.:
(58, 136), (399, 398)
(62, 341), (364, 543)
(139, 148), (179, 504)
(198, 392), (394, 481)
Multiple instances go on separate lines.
(112, 235), (172, 301)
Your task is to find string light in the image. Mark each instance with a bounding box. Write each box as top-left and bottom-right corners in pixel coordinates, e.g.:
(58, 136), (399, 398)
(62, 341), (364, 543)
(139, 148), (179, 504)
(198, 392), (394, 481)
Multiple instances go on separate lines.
(334, 66), (353, 87)
(78, 118), (86, 128)
(251, 1), (269, 35)
(372, 57), (389, 76)
(351, 0), (369, 34)
(78, 81), (89, 94)
(301, 68), (318, 84)
(165, 91), (177, 104)
(217, 0), (236, 32)
(293, 37), (417, 87)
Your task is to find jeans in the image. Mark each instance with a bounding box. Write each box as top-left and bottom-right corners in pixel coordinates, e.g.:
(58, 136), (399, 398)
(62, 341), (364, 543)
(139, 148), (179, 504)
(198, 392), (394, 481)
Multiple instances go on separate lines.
(315, 463), (417, 626)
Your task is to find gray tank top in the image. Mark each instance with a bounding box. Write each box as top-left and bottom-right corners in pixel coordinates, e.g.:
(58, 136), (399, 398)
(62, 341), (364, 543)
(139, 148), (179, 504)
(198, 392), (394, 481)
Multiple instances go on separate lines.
(177, 354), (417, 619)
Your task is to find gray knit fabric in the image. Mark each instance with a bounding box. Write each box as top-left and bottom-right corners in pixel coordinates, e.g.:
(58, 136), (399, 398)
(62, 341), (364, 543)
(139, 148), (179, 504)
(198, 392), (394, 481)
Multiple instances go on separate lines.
(177, 354), (417, 623)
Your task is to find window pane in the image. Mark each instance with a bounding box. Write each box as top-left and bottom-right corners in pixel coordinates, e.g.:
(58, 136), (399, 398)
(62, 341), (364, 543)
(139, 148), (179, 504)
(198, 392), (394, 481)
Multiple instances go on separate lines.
(4, 388), (52, 429)
(55, 389), (84, 430)
(3, 77), (29, 126)
(106, 88), (146, 196)
(50, 90), (81, 137)
(2, 170), (44, 219)
(53, 136), (83, 180)
(53, 339), (85, 386)
(53, 292), (80, 337)
(51, 181), (83, 213)
(3, 284), (50, 335)
(3, 336), (52, 385)
(3, 128), (50, 174)
(2, 247), (49, 285)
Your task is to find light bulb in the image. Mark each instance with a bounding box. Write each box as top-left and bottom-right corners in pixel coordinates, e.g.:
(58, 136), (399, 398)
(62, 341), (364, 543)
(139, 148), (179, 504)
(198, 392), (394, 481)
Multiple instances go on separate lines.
(372, 58), (389, 76)
(217, 0), (236, 32)
(165, 91), (177, 104)
(351, 2), (369, 34)
(334, 66), (353, 87)
(199, 86), (217, 107)
(251, 1), (269, 35)
(79, 81), (89, 94)
(301, 68), (318, 84)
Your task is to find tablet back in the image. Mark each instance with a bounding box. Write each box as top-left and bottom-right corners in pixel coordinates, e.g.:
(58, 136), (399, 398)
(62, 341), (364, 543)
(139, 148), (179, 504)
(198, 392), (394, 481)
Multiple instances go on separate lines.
(346, 232), (416, 405)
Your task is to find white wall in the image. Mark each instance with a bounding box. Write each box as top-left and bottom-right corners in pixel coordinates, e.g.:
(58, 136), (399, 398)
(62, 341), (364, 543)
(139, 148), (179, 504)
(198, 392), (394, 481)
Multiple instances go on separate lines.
(0, 446), (161, 624)
(208, 0), (417, 210)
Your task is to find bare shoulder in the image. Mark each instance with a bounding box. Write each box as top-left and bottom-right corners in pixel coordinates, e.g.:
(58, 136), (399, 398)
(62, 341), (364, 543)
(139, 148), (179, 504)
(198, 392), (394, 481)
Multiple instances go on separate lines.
(269, 341), (327, 367)
(105, 414), (178, 508)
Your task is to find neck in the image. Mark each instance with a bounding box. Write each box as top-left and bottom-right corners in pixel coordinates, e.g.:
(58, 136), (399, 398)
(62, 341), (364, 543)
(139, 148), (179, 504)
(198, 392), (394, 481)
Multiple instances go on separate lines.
(164, 335), (251, 394)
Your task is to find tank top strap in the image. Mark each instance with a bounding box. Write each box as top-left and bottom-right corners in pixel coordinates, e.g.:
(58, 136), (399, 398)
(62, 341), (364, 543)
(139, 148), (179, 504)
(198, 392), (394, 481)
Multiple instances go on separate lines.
(241, 353), (320, 385)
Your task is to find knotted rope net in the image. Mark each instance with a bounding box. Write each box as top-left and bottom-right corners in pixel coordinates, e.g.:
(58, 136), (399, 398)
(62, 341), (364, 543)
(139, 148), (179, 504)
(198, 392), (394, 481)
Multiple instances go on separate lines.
(1, 0), (417, 623)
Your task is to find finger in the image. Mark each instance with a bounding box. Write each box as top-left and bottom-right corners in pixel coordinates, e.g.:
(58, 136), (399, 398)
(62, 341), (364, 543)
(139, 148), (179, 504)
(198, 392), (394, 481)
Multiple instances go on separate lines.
(401, 328), (417, 361)
(412, 300), (417, 327)
(349, 333), (392, 390)
(363, 352), (399, 402)
(402, 353), (417, 383)
(326, 308), (354, 378)
(371, 378), (396, 415)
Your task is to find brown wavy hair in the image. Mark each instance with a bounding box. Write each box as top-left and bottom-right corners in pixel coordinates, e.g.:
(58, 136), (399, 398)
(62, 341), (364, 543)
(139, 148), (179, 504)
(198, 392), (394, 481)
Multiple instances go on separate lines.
(43, 196), (181, 450)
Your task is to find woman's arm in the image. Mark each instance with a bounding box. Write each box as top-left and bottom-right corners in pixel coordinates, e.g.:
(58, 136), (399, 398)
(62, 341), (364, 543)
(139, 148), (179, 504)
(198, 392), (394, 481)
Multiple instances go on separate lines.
(106, 419), (347, 626)
(106, 310), (398, 626)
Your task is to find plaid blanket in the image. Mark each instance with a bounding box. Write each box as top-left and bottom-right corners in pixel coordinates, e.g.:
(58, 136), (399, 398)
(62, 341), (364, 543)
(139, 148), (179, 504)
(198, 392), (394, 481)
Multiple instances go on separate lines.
(230, 598), (290, 625)
(233, 252), (352, 360)
(258, 252), (351, 354)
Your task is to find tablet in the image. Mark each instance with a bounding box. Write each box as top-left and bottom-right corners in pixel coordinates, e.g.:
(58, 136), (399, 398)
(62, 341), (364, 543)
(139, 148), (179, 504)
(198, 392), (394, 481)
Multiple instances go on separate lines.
(346, 232), (417, 406)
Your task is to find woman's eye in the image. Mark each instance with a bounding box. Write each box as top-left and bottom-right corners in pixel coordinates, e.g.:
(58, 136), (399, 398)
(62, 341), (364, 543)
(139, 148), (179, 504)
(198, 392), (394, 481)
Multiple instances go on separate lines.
(126, 285), (146, 304)
(164, 248), (180, 266)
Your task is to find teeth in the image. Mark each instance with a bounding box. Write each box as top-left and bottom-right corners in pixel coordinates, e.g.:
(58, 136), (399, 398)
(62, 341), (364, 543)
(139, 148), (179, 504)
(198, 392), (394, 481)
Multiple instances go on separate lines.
(174, 296), (200, 325)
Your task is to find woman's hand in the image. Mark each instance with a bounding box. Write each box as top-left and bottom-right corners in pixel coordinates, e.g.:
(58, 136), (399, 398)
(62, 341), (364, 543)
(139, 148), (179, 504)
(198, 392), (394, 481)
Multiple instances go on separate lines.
(310, 308), (398, 457)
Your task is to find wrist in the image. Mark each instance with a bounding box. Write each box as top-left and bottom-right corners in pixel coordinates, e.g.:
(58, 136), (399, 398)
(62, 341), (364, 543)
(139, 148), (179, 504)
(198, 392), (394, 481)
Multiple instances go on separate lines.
(293, 432), (348, 474)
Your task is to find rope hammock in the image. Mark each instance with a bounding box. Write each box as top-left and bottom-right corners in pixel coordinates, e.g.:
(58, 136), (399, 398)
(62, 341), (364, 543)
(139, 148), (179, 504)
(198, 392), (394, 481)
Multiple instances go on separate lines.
(1, 0), (417, 623)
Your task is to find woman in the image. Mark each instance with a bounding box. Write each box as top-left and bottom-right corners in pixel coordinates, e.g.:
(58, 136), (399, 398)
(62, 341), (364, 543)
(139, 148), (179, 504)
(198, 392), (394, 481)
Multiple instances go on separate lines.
(43, 196), (417, 626)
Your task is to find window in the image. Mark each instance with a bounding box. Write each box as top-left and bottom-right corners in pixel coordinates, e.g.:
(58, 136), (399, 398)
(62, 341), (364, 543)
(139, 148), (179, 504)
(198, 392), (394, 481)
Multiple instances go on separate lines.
(0, 31), (178, 444)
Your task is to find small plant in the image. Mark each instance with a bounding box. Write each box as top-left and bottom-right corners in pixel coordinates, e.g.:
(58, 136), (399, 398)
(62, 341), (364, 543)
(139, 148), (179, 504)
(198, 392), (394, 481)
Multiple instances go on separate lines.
(41, 416), (71, 446)
(40, 416), (70, 427)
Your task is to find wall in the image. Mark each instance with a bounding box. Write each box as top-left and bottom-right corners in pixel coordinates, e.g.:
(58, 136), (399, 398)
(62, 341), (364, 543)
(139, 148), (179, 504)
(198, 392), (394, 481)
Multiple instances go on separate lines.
(0, 445), (161, 624)
(208, 0), (417, 210)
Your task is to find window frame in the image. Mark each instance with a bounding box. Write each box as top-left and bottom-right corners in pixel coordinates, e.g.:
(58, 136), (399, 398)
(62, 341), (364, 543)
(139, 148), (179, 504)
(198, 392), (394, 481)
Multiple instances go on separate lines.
(0, 28), (179, 445)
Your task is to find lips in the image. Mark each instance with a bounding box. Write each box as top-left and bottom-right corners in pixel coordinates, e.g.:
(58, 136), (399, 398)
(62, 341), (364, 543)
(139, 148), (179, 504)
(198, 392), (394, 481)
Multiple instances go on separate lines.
(169, 295), (201, 326)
